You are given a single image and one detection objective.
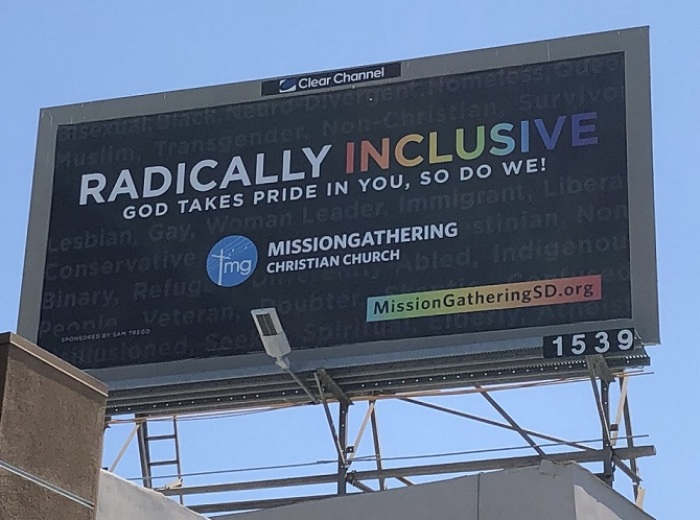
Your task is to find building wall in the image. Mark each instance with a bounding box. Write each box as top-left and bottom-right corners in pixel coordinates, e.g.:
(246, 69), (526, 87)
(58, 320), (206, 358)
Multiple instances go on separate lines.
(223, 461), (654, 520)
(96, 471), (206, 520)
(0, 333), (108, 520)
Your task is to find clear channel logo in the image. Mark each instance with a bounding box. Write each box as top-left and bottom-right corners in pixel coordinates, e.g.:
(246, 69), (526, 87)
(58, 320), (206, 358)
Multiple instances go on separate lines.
(261, 62), (401, 96)
(206, 235), (258, 287)
(278, 78), (298, 93)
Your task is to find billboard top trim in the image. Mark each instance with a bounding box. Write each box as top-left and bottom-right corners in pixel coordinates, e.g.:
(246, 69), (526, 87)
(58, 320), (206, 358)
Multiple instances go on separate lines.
(40, 26), (649, 115)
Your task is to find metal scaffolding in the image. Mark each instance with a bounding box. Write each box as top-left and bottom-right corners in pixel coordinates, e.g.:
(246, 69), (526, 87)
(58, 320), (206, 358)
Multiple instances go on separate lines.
(107, 354), (653, 517)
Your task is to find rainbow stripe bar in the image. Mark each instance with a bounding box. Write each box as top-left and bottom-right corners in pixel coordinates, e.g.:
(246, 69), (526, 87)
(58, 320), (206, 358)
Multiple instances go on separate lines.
(366, 275), (602, 322)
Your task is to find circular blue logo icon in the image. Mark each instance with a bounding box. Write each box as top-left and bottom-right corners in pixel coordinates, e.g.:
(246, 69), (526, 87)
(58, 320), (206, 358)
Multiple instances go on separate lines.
(279, 78), (298, 92)
(206, 235), (258, 287)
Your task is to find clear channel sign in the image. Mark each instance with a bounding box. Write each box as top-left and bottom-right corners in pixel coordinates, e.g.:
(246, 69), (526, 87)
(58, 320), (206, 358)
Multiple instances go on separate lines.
(19, 28), (658, 400)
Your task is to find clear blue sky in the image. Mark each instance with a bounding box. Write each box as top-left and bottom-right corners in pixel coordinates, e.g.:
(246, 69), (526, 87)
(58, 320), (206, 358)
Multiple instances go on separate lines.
(1, 1), (698, 518)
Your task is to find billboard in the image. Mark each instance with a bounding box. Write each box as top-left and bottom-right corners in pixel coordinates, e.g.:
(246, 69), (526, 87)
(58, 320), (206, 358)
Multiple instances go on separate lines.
(19, 27), (657, 401)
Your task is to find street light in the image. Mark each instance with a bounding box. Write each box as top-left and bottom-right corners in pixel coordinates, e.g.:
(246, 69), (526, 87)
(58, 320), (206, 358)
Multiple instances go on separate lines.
(251, 308), (291, 369)
(250, 308), (317, 403)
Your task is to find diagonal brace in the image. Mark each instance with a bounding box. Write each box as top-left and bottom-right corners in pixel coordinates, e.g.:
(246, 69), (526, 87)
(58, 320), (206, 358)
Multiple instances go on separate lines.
(476, 384), (545, 457)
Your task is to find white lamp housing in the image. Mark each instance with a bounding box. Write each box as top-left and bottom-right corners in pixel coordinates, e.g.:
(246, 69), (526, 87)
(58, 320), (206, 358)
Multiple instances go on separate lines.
(251, 308), (292, 361)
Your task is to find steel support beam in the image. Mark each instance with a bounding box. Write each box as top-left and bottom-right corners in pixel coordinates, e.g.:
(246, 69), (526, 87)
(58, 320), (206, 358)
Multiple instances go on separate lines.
(314, 373), (347, 467)
(161, 445), (655, 498)
(316, 368), (352, 407)
(612, 456), (642, 484)
(109, 421), (141, 473)
(621, 377), (642, 501)
(611, 375), (630, 447)
(337, 400), (349, 495)
(476, 385), (545, 456)
(401, 398), (593, 451)
(313, 370), (350, 495)
(348, 476), (374, 493)
(135, 416), (153, 489)
(601, 378), (614, 485)
(282, 368), (319, 404)
(587, 360), (612, 446)
(350, 446), (654, 481)
(347, 401), (376, 466)
(586, 357), (613, 486)
(369, 400), (387, 491)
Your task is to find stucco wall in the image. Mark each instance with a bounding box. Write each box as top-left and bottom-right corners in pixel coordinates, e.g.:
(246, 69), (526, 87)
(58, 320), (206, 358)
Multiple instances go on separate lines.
(220, 461), (654, 520)
(97, 471), (206, 520)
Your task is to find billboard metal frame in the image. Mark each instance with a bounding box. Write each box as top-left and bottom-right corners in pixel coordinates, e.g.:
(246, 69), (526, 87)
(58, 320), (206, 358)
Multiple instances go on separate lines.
(107, 364), (654, 514)
(19, 27), (657, 407)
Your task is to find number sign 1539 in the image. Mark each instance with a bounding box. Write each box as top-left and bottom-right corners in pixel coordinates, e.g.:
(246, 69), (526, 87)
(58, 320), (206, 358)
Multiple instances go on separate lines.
(543, 328), (636, 359)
